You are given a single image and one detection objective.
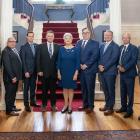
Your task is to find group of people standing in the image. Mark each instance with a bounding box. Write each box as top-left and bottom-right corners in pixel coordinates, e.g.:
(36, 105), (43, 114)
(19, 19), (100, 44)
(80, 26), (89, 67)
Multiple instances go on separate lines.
(1, 27), (140, 120)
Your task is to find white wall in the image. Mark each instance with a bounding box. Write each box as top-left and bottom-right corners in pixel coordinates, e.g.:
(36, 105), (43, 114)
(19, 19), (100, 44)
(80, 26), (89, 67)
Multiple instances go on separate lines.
(121, 0), (140, 24)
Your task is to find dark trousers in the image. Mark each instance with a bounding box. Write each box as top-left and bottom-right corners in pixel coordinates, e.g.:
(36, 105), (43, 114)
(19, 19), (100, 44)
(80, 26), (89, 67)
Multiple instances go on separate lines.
(80, 72), (96, 109)
(41, 76), (57, 107)
(120, 76), (135, 114)
(23, 73), (37, 106)
(4, 81), (19, 113)
(100, 74), (116, 110)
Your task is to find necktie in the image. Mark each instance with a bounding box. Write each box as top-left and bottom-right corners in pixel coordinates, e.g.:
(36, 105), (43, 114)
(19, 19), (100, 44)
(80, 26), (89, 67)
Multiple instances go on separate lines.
(119, 46), (126, 65)
(12, 48), (22, 63)
(103, 43), (108, 54)
(81, 41), (86, 49)
(48, 43), (53, 58)
(30, 44), (35, 56)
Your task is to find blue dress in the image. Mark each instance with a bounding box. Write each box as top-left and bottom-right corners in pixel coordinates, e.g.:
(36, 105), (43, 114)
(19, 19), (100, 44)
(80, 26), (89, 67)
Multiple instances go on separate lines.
(57, 46), (80, 89)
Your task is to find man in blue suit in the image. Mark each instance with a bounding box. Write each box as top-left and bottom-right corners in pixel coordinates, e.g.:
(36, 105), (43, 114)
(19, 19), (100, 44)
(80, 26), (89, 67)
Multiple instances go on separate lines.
(76, 28), (99, 113)
(98, 30), (120, 116)
(116, 33), (138, 118)
(20, 32), (40, 112)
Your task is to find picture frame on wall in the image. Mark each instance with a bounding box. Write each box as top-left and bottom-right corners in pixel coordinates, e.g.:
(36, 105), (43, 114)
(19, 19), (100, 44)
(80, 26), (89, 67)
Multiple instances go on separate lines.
(12, 31), (18, 43)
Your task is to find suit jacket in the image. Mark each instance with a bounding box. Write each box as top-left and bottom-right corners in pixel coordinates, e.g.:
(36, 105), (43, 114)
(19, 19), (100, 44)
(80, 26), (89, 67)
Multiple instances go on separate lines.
(76, 39), (99, 74)
(120, 44), (138, 78)
(36, 43), (60, 78)
(20, 42), (38, 75)
(98, 41), (120, 75)
(2, 47), (22, 82)
(137, 46), (140, 62)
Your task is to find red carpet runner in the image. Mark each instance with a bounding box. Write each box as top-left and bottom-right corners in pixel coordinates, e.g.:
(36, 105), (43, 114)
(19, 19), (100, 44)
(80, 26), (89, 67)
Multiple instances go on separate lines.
(34, 22), (81, 112)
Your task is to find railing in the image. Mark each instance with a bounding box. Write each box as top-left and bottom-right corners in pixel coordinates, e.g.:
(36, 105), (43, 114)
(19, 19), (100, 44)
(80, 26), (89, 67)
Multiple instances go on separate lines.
(87, 0), (110, 39)
(25, 0), (34, 31)
(13, 0), (34, 31)
(87, 0), (96, 39)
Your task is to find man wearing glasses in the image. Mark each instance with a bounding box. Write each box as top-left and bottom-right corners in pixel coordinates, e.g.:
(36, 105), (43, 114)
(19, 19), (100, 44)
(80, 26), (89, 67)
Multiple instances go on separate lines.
(1, 37), (22, 116)
(76, 27), (99, 113)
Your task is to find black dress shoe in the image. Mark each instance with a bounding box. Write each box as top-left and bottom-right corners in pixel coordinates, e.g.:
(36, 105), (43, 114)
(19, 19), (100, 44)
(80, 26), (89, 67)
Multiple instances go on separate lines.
(68, 109), (72, 114)
(12, 108), (22, 112)
(30, 102), (40, 107)
(123, 113), (133, 118)
(61, 107), (68, 113)
(25, 106), (31, 112)
(6, 111), (19, 116)
(116, 108), (127, 113)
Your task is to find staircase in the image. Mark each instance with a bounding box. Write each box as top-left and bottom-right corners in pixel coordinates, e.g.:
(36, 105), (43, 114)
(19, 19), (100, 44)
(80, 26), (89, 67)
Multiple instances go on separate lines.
(36, 22), (81, 100)
(42, 23), (80, 45)
(35, 22), (104, 101)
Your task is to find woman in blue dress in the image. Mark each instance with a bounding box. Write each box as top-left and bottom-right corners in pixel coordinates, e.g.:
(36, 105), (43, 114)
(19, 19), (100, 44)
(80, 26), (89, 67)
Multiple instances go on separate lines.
(57, 33), (80, 114)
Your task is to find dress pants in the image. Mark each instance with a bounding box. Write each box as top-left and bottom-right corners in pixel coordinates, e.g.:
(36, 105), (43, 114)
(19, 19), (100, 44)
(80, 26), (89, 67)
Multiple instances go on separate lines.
(41, 76), (57, 107)
(100, 74), (116, 110)
(80, 71), (96, 109)
(23, 73), (37, 106)
(4, 81), (19, 113)
(120, 76), (135, 114)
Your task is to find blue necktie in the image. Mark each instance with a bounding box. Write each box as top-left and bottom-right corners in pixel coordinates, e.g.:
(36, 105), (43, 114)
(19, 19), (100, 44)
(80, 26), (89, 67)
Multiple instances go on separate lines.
(30, 44), (35, 56)
(103, 43), (108, 54)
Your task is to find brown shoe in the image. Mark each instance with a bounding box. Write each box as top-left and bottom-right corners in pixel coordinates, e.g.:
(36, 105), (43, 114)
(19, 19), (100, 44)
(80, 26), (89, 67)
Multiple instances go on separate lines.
(6, 111), (19, 116)
(99, 107), (107, 112)
(104, 110), (114, 116)
(86, 108), (93, 114)
(78, 106), (87, 111)
(116, 108), (127, 113)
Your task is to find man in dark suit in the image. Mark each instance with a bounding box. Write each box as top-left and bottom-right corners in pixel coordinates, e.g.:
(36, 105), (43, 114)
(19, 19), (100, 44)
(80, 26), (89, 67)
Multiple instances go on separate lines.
(98, 30), (120, 116)
(20, 32), (40, 112)
(2, 37), (22, 116)
(76, 28), (99, 113)
(37, 30), (60, 112)
(116, 33), (138, 118)
(137, 46), (140, 84)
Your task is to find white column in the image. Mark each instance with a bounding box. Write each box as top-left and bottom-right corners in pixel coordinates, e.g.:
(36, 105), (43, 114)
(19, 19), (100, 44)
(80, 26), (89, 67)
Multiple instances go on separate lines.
(0, 0), (13, 110)
(110, 0), (122, 109)
(110, 0), (122, 44)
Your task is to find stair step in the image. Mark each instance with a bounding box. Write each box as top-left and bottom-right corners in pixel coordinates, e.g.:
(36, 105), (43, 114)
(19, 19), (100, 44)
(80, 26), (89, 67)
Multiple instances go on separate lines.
(42, 38), (79, 44)
(43, 23), (77, 27)
(36, 90), (81, 95)
(43, 28), (78, 32)
(42, 32), (79, 38)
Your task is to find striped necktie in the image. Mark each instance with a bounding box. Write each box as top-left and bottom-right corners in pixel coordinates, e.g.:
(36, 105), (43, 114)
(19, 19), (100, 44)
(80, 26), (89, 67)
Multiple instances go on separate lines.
(12, 48), (22, 63)
(48, 43), (53, 58)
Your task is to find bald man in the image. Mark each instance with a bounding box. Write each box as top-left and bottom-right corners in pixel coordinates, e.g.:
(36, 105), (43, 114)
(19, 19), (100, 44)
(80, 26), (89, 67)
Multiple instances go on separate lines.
(98, 30), (120, 116)
(116, 33), (138, 118)
(2, 37), (22, 116)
